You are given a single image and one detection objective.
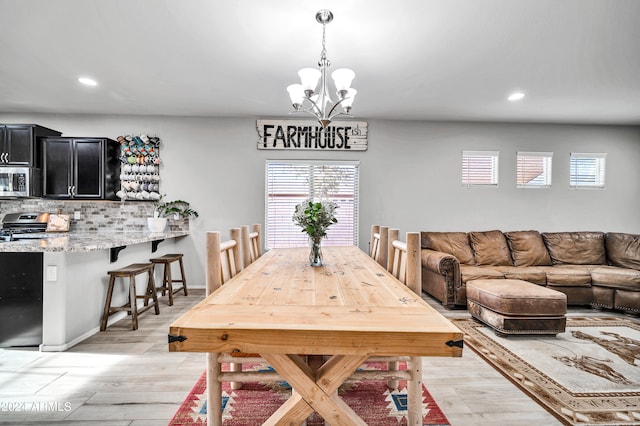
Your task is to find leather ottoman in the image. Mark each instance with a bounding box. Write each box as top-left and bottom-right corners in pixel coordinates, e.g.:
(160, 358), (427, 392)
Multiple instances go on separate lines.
(466, 279), (567, 336)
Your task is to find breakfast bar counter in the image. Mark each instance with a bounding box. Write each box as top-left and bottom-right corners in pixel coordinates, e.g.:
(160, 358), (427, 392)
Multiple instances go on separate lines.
(0, 229), (189, 253)
(0, 229), (190, 351)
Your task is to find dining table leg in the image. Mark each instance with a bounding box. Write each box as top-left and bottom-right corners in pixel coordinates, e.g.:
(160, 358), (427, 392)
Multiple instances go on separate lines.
(206, 352), (222, 426)
(407, 356), (423, 425)
(261, 353), (369, 425)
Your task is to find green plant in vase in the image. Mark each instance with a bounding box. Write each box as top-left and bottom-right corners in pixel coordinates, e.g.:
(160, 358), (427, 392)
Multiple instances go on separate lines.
(292, 199), (338, 266)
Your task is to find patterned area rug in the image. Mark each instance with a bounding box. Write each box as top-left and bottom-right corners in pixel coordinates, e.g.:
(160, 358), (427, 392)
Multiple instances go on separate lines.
(169, 362), (450, 425)
(453, 316), (640, 425)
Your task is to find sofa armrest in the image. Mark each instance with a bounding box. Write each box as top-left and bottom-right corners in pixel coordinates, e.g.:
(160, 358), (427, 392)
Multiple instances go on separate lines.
(421, 249), (462, 309)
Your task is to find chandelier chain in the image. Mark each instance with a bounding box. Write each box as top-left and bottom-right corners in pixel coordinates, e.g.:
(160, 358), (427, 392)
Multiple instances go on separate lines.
(320, 23), (327, 62)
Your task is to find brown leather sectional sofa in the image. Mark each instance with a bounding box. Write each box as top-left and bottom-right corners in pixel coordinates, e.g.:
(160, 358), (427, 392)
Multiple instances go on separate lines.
(420, 230), (640, 314)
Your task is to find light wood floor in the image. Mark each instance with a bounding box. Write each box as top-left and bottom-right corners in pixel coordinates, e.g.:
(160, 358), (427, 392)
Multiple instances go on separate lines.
(1, 287), (631, 425)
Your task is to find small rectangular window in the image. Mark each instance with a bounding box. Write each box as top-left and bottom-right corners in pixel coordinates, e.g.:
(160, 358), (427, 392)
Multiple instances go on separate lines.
(517, 152), (553, 188)
(462, 150), (499, 187)
(570, 153), (606, 188)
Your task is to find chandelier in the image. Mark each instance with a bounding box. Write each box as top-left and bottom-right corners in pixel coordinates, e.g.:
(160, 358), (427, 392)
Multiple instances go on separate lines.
(286, 9), (357, 129)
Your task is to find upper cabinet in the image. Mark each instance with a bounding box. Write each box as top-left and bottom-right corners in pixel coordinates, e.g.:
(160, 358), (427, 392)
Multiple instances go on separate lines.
(0, 124), (62, 167)
(42, 137), (120, 200)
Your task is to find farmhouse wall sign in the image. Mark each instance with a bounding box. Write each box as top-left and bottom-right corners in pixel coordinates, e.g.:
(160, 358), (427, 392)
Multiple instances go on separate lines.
(257, 120), (368, 151)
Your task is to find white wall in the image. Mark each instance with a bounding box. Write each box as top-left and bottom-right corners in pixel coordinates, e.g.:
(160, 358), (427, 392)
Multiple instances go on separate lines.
(2, 113), (639, 287)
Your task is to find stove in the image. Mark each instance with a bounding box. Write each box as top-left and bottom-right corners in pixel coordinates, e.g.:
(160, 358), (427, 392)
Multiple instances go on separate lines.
(1, 212), (50, 241)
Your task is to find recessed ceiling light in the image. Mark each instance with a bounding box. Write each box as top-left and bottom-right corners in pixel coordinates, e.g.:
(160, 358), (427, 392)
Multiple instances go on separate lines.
(78, 77), (98, 86)
(508, 91), (525, 101)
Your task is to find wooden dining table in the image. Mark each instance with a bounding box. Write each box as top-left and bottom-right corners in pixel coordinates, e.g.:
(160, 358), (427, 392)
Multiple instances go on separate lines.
(169, 246), (463, 425)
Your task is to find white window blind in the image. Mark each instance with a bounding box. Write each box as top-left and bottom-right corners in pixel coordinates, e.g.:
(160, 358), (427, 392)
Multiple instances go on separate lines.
(265, 160), (359, 249)
(570, 153), (606, 188)
(462, 151), (499, 187)
(517, 152), (553, 188)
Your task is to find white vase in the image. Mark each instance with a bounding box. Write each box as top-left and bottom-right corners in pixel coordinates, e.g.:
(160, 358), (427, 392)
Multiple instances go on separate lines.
(147, 217), (167, 232)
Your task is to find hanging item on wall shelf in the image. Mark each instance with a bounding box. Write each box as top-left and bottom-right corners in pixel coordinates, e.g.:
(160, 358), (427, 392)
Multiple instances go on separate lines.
(115, 134), (161, 201)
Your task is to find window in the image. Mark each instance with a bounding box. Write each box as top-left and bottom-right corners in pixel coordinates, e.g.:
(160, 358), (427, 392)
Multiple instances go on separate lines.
(265, 160), (359, 249)
(461, 151), (499, 187)
(570, 153), (606, 188)
(517, 152), (553, 188)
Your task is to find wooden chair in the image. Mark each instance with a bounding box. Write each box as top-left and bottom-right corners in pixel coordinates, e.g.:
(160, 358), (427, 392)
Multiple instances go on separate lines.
(366, 226), (424, 388)
(363, 228), (423, 388)
(206, 229), (242, 294)
(386, 229), (422, 295)
(207, 228), (277, 393)
(381, 229), (422, 388)
(370, 224), (389, 268)
(240, 224), (262, 268)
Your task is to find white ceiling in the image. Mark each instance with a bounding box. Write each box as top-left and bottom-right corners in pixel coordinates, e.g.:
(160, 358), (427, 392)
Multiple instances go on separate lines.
(1, 0), (639, 125)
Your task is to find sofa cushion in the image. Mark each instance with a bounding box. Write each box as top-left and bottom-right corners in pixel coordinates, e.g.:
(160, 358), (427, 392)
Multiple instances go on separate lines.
(460, 265), (504, 283)
(504, 231), (552, 266)
(539, 266), (592, 287)
(492, 266), (547, 285)
(605, 232), (640, 269)
(542, 232), (607, 265)
(590, 266), (640, 291)
(421, 232), (475, 265)
(469, 230), (513, 266)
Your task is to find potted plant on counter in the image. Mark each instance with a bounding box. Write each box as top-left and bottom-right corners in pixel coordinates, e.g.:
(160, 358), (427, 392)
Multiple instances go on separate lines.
(147, 195), (199, 232)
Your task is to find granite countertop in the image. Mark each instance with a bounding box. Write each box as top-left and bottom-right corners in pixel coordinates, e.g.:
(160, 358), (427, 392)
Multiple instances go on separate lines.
(0, 229), (189, 253)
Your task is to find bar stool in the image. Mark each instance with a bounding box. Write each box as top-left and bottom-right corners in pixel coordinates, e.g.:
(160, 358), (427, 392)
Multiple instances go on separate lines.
(150, 253), (188, 306)
(100, 263), (159, 331)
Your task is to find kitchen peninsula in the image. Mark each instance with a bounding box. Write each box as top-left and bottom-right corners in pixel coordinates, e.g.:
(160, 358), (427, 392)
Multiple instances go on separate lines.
(0, 200), (191, 351)
(0, 228), (188, 351)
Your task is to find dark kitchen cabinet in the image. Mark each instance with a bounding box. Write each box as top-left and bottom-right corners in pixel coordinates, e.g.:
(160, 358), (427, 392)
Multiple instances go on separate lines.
(42, 137), (120, 200)
(0, 124), (61, 166)
(0, 252), (43, 347)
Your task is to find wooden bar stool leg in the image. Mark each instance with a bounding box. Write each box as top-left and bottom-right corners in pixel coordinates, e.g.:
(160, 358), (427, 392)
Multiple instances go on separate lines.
(178, 257), (188, 296)
(129, 274), (139, 330)
(160, 265), (168, 296)
(100, 276), (116, 331)
(148, 268), (160, 315)
(165, 262), (174, 306)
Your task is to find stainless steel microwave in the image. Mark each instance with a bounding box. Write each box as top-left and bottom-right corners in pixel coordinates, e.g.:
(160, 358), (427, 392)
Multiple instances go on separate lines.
(0, 167), (41, 198)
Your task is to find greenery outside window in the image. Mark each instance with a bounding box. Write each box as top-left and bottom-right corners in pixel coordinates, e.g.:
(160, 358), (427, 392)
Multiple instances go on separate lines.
(265, 160), (359, 249)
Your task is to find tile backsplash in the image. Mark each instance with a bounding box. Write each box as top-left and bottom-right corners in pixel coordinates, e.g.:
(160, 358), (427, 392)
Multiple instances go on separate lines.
(0, 199), (189, 232)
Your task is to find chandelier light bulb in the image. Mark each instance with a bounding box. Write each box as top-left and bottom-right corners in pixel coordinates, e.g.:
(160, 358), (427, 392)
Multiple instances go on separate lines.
(341, 88), (357, 109)
(298, 68), (321, 92)
(287, 84), (305, 108)
(331, 68), (355, 92)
